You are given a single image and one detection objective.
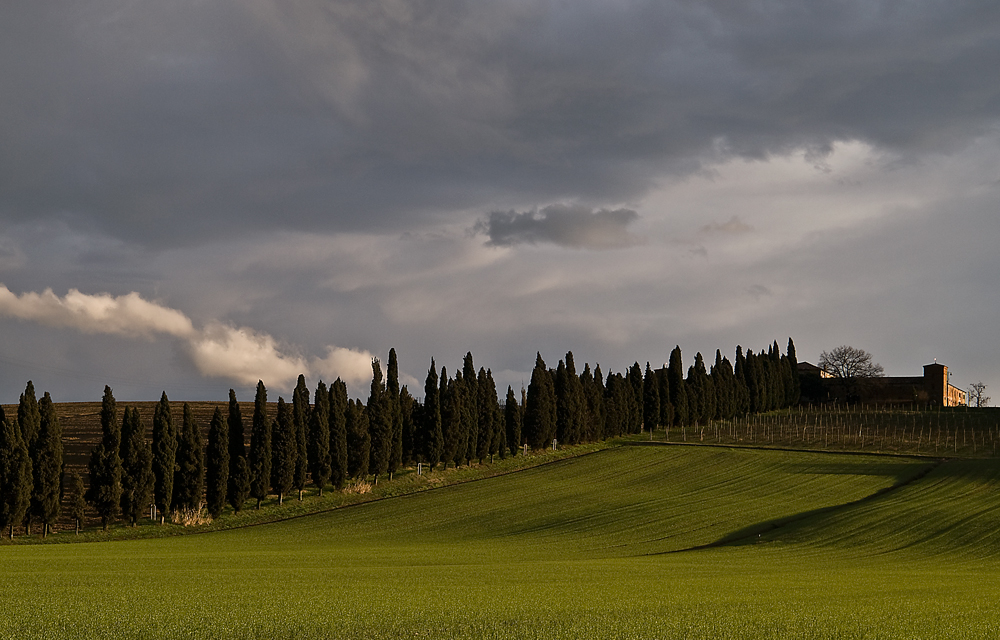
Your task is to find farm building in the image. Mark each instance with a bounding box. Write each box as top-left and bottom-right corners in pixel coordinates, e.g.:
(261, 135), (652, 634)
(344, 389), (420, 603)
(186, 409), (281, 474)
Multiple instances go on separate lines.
(798, 361), (967, 407)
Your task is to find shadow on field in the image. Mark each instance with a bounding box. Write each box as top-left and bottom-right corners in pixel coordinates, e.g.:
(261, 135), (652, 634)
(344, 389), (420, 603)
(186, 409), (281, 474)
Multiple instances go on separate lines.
(660, 457), (942, 553)
(778, 460), (919, 480)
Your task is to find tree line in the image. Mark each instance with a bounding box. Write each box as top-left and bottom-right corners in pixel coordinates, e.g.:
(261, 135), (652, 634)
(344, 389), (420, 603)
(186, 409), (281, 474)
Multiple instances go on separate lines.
(0, 340), (800, 536)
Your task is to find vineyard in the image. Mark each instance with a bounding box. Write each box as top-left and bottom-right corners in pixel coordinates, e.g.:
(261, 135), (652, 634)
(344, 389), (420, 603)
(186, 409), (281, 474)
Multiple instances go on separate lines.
(665, 406), (1000, 456)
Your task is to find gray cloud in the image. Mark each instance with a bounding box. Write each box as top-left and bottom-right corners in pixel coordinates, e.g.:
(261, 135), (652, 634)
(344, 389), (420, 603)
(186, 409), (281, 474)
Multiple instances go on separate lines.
(700, 216), (754, 235)
(0, 1), (998, 404)
(2, 1), (999, 248)
(747, 284), (773, 301)
(480, 204), (640, 249)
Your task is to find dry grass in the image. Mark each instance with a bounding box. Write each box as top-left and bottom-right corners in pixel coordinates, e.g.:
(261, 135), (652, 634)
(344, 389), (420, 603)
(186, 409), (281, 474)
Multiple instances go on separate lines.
(171, 504), (212, 527)
(342, 480), (372, 495)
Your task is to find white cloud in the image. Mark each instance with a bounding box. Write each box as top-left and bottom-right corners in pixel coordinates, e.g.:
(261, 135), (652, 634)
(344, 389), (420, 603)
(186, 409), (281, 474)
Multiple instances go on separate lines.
(0, 285), (195, 339)
(0, 285), (370, 390)
(311, 345), (376, 388)
(188, 323), (309, 388)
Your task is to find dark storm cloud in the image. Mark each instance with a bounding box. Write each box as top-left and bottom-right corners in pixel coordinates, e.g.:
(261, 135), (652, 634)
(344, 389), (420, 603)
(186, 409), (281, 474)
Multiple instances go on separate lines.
(2, 0), (999, 247)
(480, 204), (640, 249)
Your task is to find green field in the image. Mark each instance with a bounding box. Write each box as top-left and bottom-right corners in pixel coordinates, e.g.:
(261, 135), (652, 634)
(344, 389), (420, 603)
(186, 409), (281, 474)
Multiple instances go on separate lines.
(2, 444), (999, 639)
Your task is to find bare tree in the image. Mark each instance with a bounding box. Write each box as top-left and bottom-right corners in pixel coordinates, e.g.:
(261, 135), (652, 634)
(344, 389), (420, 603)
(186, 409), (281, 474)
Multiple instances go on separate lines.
(969, 381), (990, 408)
(818, 346), (884, 379)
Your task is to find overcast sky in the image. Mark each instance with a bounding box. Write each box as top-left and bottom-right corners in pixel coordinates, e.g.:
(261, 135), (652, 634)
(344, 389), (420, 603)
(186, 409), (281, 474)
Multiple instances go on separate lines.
(1, 0), (998, 403)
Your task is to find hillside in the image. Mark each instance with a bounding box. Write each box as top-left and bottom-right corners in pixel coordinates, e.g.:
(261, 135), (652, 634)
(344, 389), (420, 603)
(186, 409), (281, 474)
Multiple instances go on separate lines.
(3, 444), (1000, 638)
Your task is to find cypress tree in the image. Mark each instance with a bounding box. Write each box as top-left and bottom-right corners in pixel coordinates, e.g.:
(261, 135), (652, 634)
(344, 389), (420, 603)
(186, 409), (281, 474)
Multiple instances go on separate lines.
(400, 386), (416, 466)
(18, 381), (40, 534)
(229, 456), (251, 513)
(18, 381), (40, 451)
(686, 353), (715, 426)
(490, 383), (506, 460)
(368, 359), (391, 482)
(566, 353), (585, 444)
(685, 362), (701, 425)
(453, 372), (471, 466)
(308, 380), (332, 496)
(594, 365), (618, 439)
(174, 402), (204, 512)
(603, 372), (623, 437)
(767, 347), (779, 410)
(787, 337), (800, 406)
(271, 398), (295, 505)
(386, 349), (403, 478)
(504, 386), (522, 456)
(226, 389), (247, 509)
(745, 351), (762, 413)
(605, 371), (621, 437)
(712, 352), (735, 420)
(710, 351), (724, 420)
(345, 399), (370, 479)
(421, 361), (443, 468)
(328, 379), (349, 489)
(482, 369), (503, 461)
(656, 366), (673, 429)
(668, 346), (688, 427)
(577, 365), (593, 443)
(555, 359), (572, 445)
(757, 349), (770, 411)
(523, 353), (557, 449)
(120, 407), (153, 526)
(205, 407), (228, 518)
(627, 363), (643, 434)
(580, 364), (604, 442)
(723, 356), (738, 420)
(441, 372), (463, 467)
(249, 381), (271, 509)
(476, 368), (493, 463)
(68, 471), (87, 535)
(734, 346), (751, 416)
(764, 348), (777, 411)
(770, 341), (784, 409)
(151, 392), (175, 523)
(702, 354), (717, 424)
(643, 363), (660, 432)
(593, 364), (606, 440)
(438, 367), (457, 466)
(554, 351), (586, 444)
(0, 417), (31, 538)
(292, 374), (310, 500)
(462, 353), (479, 465)
(617, 371), (629, 436)
(34, 392), (62, 537)
(87, 385), (123, 530)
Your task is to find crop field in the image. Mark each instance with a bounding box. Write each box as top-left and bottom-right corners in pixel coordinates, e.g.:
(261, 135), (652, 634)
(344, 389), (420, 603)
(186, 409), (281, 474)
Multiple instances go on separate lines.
(2, 444), (1000, 638)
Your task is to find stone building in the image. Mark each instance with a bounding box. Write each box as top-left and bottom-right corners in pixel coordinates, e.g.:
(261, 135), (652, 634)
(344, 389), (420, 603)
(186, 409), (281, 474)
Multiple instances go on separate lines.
(798, 361), (967, 407)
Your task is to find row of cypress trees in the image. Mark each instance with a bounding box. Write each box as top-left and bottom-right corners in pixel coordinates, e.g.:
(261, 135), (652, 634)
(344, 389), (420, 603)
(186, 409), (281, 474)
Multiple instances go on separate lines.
(405, 340), (799, 467)
(0, 340), (799, 534)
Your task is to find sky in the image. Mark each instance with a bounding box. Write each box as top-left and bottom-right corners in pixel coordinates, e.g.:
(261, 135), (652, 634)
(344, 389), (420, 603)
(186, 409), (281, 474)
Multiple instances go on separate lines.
(0, 0), (998, 403)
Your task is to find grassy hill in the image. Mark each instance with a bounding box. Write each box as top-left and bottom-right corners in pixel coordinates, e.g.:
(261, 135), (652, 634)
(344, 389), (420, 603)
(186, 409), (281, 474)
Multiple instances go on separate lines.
(2, 443), (999, 638)
(41, 400), (1000, 533)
